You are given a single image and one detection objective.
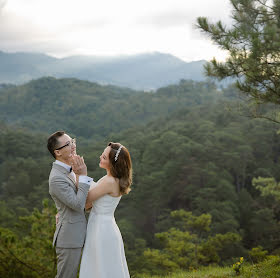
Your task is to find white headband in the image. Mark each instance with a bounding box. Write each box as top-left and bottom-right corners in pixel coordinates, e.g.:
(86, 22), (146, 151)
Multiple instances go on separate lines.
(114, 145), (123, 161)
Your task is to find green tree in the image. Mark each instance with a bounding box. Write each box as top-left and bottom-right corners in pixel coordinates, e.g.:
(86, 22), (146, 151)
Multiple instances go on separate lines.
(197, 0), (280, 122)
(253, 176), (280, 201)
(0, 199), (57, 278)
(200, 232), (242, 264)
(140, 210), (242, 275)
(0, 201), (16, 228)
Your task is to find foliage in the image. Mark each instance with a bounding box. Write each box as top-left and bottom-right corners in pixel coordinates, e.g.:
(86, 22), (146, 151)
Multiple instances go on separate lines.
(197, 0), (280, 122)
(232, 257), (244, 275)
(248, 246), (268, 263)
(252, 176), (280, 201)
(241, 255), (280, 278)
(0, 199), (57, 277)
(0, 126), (52, 215)
(140, 210), (242, 275)
(136, 256), (280, 278)
(1, 78), (280, 275)
(0, 78), (219, 140)
(0, 201), (15, 228)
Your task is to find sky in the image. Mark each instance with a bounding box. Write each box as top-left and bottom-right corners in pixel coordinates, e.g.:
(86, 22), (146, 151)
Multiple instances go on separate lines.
(0, 0), (234, 62)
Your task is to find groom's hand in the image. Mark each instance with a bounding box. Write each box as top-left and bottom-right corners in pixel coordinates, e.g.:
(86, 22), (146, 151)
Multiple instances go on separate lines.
(71, 155), (87, 176)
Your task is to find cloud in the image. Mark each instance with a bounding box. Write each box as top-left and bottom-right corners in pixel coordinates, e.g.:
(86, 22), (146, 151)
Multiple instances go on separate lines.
(0, 0), (232, 61)
(137, 11), (194, 29)
(0, 0), (7, 12)
(136, 0), (233, 30)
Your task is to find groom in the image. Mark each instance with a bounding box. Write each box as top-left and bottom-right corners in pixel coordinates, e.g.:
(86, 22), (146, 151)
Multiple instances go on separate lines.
(47, 131), (92, 278)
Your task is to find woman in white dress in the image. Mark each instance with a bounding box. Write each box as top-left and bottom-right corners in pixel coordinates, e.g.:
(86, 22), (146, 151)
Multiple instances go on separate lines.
(79, 142), (132, 278)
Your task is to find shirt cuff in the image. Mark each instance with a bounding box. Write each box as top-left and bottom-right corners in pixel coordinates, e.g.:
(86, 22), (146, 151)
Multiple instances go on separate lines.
(79, 175), (93, 185)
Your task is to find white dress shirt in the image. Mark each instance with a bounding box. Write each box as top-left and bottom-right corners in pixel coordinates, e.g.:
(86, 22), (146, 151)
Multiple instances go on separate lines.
(54, 160), (93, 185)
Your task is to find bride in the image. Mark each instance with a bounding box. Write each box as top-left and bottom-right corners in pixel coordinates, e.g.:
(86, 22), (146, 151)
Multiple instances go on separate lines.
(79, 142), (132, 278)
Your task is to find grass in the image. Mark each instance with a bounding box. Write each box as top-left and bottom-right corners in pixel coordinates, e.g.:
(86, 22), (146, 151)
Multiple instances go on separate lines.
(135, 256), (280, 278)
(136, 265), (233, 278)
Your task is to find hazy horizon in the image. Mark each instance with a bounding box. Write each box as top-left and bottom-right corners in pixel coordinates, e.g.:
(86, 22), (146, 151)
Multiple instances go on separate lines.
(0, 0), (233, 62)
(0, 49), (209, 62)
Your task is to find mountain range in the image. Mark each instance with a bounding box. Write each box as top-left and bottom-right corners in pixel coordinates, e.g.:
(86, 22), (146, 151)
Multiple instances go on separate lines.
(0, 50), (207, 90)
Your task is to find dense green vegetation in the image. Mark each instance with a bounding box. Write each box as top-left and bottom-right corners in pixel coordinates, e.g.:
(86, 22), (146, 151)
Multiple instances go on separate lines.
(0, 76), (279, 277)
(137, 255), (280, 278)
(0, 77), (218, 140)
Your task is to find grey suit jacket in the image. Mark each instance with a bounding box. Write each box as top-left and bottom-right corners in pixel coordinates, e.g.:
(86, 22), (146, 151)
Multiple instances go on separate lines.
(49, 163), (90, 248)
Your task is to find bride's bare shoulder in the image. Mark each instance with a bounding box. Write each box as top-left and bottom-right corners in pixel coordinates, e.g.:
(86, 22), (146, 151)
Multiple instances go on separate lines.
(98, 176), (119, 195)
(102, 175), (118, 185)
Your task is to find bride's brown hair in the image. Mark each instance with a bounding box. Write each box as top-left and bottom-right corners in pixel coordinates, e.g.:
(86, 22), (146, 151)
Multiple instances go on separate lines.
(107, 142), (132, 195)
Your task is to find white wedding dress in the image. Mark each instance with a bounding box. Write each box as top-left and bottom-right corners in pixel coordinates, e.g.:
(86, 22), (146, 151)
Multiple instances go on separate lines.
(79, 181), (130, 278)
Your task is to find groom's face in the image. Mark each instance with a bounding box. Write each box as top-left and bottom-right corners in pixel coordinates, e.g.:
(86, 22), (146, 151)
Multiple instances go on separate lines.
(55, 134), (76, 161)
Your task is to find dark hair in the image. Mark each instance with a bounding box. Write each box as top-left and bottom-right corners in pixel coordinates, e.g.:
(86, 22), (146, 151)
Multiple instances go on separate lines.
(47, 131), (65, 158)
(107, 142), (132, 195)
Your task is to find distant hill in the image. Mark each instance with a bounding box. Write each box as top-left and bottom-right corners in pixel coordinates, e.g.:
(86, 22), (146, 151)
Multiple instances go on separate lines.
(0, 51), (56, 83)
(0, 77), (219, 139)
(0, 51), (207, 90)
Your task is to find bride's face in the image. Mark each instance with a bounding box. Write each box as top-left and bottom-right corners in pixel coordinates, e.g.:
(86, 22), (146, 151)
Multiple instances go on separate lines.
(99, 146), (111, 170)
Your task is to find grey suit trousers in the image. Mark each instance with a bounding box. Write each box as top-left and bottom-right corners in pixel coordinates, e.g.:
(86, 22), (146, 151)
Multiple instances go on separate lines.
(55, 247), (82, 278)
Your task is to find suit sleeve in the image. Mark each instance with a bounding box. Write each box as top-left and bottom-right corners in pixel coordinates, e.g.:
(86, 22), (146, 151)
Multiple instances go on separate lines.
(49, 176), (90, 212)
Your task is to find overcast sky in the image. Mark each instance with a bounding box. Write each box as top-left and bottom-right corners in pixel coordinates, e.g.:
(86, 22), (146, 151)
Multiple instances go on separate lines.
(0, 0), (234, 61)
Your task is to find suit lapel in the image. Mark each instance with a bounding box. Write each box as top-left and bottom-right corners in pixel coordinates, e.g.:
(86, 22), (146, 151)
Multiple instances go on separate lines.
(52, 163), (77, 190)
(67, 173), (76, 189)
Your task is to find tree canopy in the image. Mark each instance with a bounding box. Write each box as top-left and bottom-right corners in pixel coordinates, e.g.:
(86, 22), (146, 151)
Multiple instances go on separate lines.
(197, 0), (280, 122)
(1, 77), (280, 276)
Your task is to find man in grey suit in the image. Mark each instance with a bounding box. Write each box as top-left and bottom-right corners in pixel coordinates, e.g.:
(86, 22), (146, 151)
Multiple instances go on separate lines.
(47, 131), (92, 278)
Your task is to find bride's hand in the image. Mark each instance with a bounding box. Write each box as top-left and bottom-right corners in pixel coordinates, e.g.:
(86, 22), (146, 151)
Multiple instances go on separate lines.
(85, 202), (92, 210)
(71, 155), (87, 176)
(55, 213), (59, 225)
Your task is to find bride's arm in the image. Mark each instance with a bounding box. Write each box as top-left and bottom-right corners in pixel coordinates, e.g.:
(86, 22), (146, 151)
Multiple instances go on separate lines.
(85, 179), (113, 208)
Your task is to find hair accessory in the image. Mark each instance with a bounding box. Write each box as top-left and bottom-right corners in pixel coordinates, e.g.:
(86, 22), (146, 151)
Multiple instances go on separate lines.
(115, 145), (123, 161)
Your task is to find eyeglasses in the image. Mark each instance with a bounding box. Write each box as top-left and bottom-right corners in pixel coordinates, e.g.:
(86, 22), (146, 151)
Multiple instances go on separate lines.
(56, 138), (76, 150)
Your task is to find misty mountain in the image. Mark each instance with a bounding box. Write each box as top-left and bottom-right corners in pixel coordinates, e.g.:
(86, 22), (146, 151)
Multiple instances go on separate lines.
(0, 51), (56, 83)
(0, 51), (207, 90)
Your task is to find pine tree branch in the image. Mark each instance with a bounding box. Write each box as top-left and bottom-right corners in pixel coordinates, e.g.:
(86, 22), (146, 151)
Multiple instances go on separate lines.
(1, 243), (47, 275)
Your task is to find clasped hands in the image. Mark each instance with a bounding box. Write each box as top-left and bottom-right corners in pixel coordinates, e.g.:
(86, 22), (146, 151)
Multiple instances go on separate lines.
(55, 154), (88, 225)
(70, 154), (87, 176)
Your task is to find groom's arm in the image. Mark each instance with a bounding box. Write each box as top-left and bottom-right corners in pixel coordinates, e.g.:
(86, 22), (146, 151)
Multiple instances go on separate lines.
(49, 176), (90, 212)
(50, 154), (91, 212)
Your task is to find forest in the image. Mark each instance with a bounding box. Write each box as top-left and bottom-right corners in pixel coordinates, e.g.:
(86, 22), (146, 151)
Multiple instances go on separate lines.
(0, 75), (279, 277)
(1, 0), (280, 277)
